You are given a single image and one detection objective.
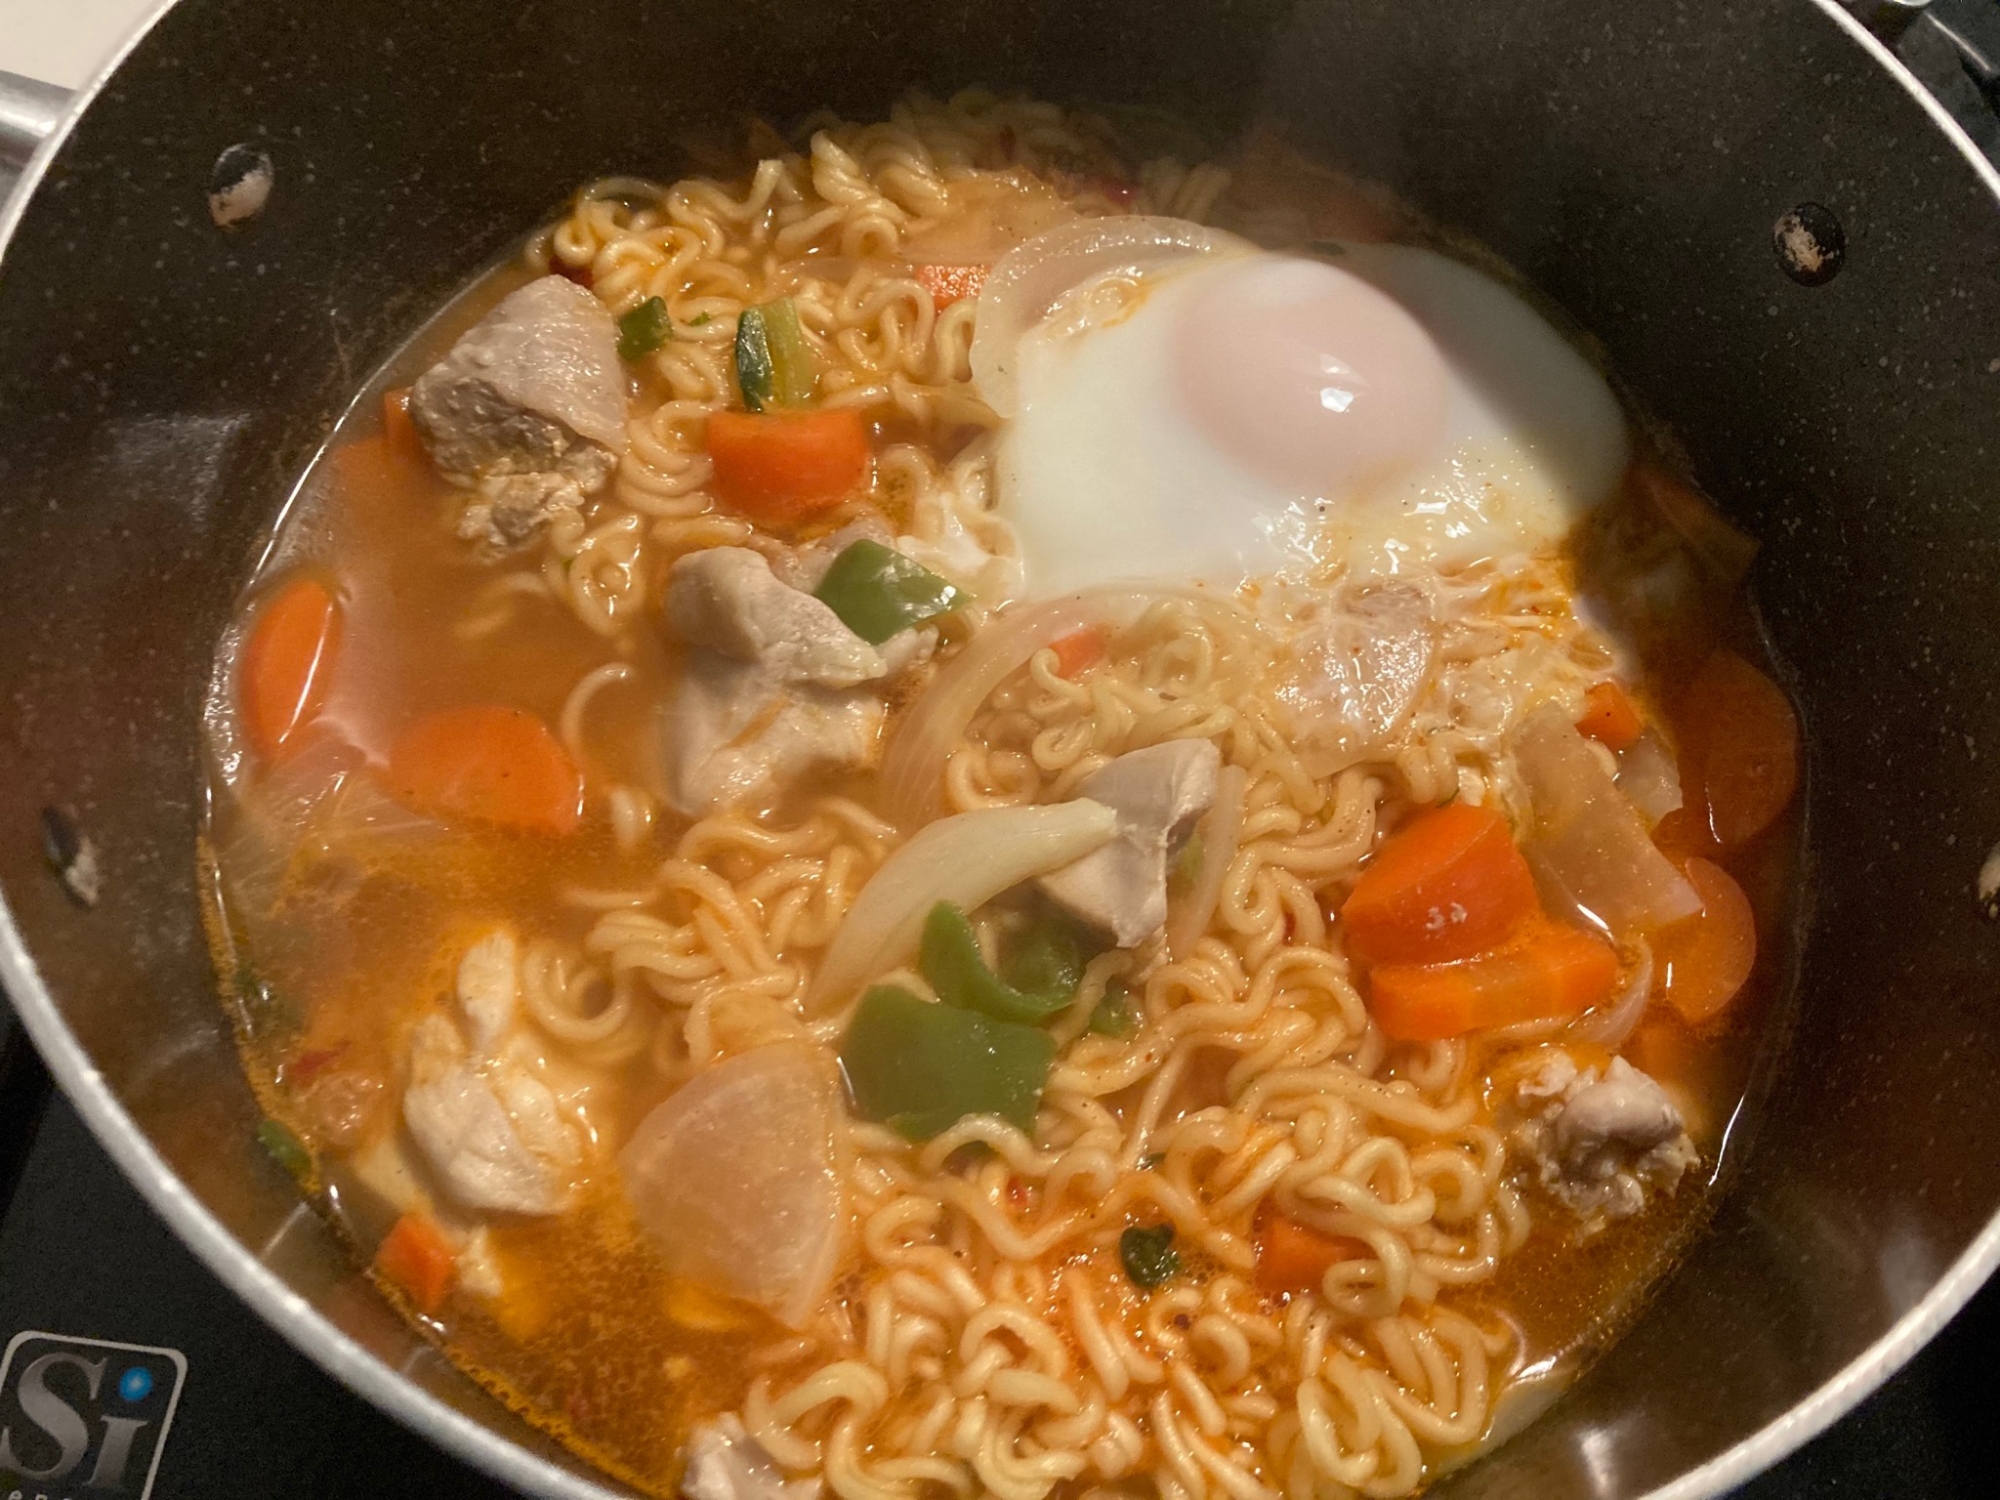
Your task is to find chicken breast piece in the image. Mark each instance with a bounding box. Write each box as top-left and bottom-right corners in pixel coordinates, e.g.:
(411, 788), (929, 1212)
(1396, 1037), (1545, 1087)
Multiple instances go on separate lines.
(666, 547), (885, 687)
(1509, 1052), (1698, 1231)
(665, 652), (885, 817)
(682, 1414), (822, 1500)
(455, 928), (520, 1054)
(1039, 739), (1221, 948)
(410, 276), (628, 547)
(402, 1014), (581, 1216)
(661, 547), (895, 817)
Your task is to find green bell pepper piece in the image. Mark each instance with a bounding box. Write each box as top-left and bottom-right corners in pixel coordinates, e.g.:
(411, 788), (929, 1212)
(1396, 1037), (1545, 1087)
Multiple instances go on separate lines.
(1119, 1222), (1180, 1288)
(920, 902), (1073, 1024)
(813, 539), (963, 644)
(1087, 981), (1138, 1037)
(257, 1117), (312, 1182)
(617, 296), (672, 361)
(1001, 914), (1090, 1006)
(839, 985), (1056, 1140)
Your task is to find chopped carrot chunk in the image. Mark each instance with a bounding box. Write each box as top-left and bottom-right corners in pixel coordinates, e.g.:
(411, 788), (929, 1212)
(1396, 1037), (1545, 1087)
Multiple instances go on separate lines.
(1656, 857), (1757, 1024)
(1049, 627), (1106, 679)
(1340, 802), (1539, 966)
(707, 409), (871, 527)
(1576, 681), (1644, 751)
(375, 1213), (456, 1314)
(1254, 1213), (1365, 1295)
(240, 576), (341, 759)
(388, 704), (582, 835)
(1366, 919), (1620, 1042)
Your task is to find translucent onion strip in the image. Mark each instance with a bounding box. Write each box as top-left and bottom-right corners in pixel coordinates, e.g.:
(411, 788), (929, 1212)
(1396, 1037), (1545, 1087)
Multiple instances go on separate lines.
(880, 586), (1198, 829)
(809, 800), (1116, 1011)
(1166, 764), (1248, 961)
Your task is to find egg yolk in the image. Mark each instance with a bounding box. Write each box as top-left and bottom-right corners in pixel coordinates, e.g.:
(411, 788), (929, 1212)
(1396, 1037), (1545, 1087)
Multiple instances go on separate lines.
(1171, 256), (1451, 499)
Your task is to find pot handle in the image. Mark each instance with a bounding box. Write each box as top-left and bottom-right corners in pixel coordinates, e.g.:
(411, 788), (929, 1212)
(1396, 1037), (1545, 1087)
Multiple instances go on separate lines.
(1, 70), (72, 204)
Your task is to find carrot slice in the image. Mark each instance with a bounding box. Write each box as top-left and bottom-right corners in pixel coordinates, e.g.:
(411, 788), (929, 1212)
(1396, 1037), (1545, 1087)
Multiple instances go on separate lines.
(1576, 681), (1644, 752)
(914, 263), (990, 310)
(1678, 651), (1798, 849)
(388, 704), (582, 835)
(374, 1212), (456, 1314)
(707, 409), (871, 527)
(1049, 626), (1106, 680)
(381, 386), (425, 466)
(1340, 802), (1539, 966)
(240, 577), (341, 759)
(1366, 919), (1620, 1042)
(1656, 857), (1757, 1024)
(1626, 1009), (1701, 1087)
(1254, 1213), (1365, 1295)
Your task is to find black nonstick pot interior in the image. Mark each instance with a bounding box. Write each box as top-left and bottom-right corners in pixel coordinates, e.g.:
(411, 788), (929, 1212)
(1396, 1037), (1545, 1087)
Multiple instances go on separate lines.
(4, 2), (2000, 1495)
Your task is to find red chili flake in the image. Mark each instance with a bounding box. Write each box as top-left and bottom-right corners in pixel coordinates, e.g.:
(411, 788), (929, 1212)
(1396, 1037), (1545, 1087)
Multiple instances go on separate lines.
(283, 1045), (347, 1086)
(1006, 1176), (1032, 1210)
(913, 263), (990, 311)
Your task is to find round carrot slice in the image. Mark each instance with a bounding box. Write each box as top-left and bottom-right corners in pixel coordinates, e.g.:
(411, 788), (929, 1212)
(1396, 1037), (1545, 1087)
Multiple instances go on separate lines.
(1341, 802), (1539, 965)
(1656, 857), (1757, 1024)
(1679, 651), (1799, 849)
(388, 704), (582, 835)
(240, 577), (341, 759)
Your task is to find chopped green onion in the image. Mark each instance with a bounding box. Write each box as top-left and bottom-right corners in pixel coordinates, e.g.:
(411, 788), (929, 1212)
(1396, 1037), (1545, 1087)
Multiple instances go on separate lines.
(839, 985), (1056, 1139)
(814, 539), (963, 644)
(692, 312), (712, 326)
(1088, 981), (1138, 1037)
(257, 1118), (311, 1182)
(734, 297), (815, 411)
(920, 903), (1071, 1024)
(1168, 831), (1205, 895)
(617, 296), (672, 361)
(1120, 1223), (1180, 1288)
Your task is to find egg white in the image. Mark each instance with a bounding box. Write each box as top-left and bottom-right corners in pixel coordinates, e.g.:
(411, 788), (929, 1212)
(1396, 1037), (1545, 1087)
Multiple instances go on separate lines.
(991, 242), (1630, 596)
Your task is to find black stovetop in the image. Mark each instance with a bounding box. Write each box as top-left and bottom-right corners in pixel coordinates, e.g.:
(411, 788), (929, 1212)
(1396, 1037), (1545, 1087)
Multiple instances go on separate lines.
(0, 1000), (1994, 1498)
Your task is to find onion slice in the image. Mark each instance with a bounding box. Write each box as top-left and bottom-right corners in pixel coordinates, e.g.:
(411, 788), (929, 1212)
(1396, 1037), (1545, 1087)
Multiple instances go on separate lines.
(1166, 764), (1248, 961)
(809, 800), (1118, 1011)
(1566, 937), (1654, 1048)
(880, 585), (1192, 829)
(1615, 730), (1684, 827)
(969, 215), (1252, 417)
(1514, 705), (1700, 935)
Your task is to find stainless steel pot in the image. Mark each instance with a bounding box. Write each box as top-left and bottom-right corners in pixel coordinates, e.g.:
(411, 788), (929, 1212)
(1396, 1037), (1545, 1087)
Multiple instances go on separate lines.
(4, 2), (2000, 1495)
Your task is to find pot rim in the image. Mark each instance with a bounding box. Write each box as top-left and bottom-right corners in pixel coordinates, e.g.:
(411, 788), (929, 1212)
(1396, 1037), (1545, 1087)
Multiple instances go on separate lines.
(2, 3), (1996, 1497)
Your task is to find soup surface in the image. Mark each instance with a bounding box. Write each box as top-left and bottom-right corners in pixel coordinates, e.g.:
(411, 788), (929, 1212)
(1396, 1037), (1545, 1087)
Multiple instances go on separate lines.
(202, 93), (1799, 1500)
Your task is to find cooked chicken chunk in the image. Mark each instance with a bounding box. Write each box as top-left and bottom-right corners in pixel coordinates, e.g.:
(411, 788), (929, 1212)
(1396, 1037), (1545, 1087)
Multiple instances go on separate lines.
(455, 928), (520, 1054)
(1509, 1052), (1698, 1231)
(667, 653), (886, 817)
(682, 1414), (822, 1500)
(1039, 740), (1221, 947)
(402, 1014), (582, 1216)
(410, 276), (628, 548)
(1272, 582), (1435, 774)
(661, 547), (898, 817)
(667, 547), (885, 687)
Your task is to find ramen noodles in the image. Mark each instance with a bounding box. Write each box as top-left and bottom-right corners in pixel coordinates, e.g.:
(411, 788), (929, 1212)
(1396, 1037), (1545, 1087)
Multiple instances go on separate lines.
(201, 92), (1800, 1500)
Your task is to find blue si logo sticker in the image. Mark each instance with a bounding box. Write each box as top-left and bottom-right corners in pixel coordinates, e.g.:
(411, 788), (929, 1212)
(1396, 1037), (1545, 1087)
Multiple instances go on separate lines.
(0, 1332), (186, 1500)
